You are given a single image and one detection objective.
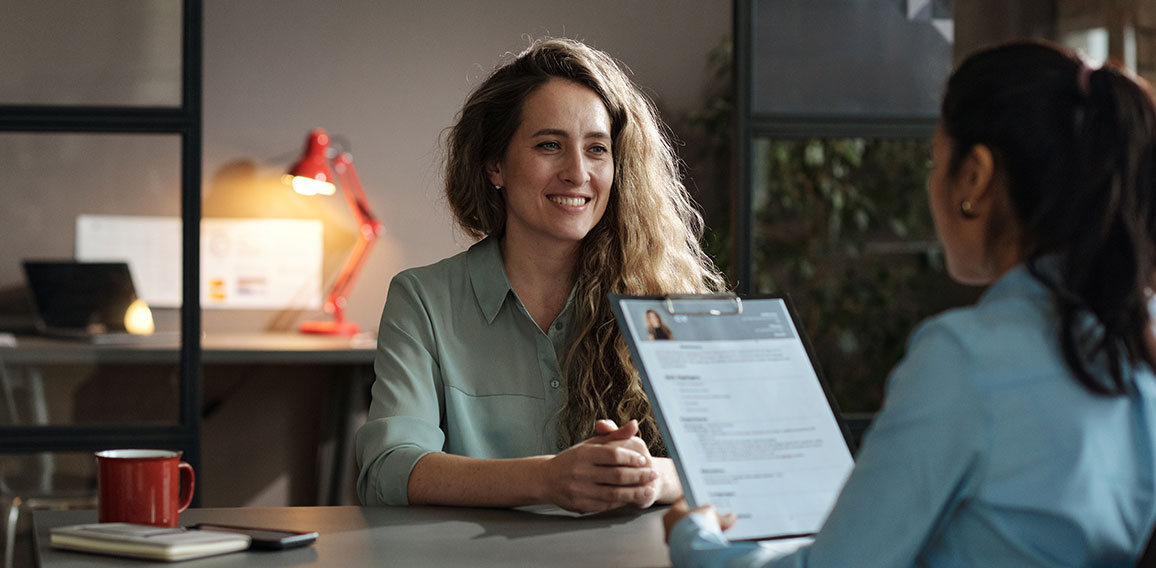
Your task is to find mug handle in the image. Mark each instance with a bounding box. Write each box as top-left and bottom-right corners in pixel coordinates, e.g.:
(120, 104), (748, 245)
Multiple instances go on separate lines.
(177, 461), (196, 513)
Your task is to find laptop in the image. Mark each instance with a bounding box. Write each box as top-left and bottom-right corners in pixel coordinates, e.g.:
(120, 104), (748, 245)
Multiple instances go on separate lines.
(611, 294), (855, 550)
(22, 260), (177, 344)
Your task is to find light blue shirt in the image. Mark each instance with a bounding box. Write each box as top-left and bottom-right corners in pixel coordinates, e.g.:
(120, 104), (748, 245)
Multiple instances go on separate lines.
(670, 263), (1156, 567)
(354, 236), (573, 506)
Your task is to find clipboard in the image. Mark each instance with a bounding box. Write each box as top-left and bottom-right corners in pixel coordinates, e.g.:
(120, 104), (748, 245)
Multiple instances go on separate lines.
(610, 293), (856, 543)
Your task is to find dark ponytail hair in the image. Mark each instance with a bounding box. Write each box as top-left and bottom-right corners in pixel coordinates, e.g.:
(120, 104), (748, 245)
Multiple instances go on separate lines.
(941, 39), (1156, 395)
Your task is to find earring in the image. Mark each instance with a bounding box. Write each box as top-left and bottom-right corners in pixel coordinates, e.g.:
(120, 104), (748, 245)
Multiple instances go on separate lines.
(960, 200), (978, 219)
(493, 183), (502, 190)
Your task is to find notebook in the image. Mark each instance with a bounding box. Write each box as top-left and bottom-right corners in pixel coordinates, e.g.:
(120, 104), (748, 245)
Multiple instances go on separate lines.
(611, 294), (856, 545)
(50, 523), (251, 562)
(22, 260), (177, 344)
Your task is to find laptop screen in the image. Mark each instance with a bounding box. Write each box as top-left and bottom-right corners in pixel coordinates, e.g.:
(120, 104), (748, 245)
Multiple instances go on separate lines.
(22, 260), (139, 333)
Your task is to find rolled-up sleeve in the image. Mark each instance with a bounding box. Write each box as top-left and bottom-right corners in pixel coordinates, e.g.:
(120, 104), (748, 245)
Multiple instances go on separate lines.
(355, 272), (447, 506)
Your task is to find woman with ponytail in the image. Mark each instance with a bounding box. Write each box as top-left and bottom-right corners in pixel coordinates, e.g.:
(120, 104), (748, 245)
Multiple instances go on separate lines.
(355, 38), (724, 512)
(666, 39), (1156, 567)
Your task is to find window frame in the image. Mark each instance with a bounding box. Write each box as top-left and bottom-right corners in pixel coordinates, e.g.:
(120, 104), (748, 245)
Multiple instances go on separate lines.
(0, 0), (203, 491)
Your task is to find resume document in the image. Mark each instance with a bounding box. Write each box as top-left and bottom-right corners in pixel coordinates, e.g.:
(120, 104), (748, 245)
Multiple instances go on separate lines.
(614, 296), (855, 541)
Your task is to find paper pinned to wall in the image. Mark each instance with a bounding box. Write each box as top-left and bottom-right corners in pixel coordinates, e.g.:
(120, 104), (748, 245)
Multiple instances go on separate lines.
(201, 218), (322, 309)
(76, 214), (322, 309)
(76, 215), (183, 307)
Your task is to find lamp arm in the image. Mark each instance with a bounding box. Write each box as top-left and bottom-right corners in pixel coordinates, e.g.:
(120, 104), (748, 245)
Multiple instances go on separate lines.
(324, 153), (383, 322)
(332, 153), (377, 226)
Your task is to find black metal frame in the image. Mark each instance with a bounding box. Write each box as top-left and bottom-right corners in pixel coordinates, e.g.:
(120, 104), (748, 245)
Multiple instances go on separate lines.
(733, 0), (754, 294)
(0, 1), (203, 501)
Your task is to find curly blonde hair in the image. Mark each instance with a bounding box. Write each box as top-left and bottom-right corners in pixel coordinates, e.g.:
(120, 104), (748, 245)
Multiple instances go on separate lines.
(445, 38), (726, 454)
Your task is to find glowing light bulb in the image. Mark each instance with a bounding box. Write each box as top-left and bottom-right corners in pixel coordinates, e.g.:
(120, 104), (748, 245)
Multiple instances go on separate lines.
(284, 174), (337, 196)
(124, 299), (156, 335)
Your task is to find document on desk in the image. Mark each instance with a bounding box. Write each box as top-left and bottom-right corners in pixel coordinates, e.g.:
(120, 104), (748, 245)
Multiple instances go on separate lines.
(611, 295), (855, 542)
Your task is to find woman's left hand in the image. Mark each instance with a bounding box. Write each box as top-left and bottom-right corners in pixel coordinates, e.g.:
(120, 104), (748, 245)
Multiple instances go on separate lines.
(592, 419), (681, 507)
(663, 497), (738, 542)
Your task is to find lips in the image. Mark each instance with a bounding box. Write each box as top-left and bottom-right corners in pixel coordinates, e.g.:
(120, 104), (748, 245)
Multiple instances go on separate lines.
(548, 195), (590, 207)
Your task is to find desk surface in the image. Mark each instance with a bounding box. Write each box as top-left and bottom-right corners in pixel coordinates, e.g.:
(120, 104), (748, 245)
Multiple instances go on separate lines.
(0, 332), (377, 364)
(33, 505), (671, 567)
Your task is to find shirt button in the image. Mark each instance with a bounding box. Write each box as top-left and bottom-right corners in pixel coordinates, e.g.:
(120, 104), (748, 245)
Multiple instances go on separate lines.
(554, 322), (564, 331)
(550, 379), (560, 389)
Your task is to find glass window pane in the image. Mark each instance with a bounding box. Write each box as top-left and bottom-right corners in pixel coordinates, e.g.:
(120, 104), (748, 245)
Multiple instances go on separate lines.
(0, 132), (182, 426)
(1, 361), (180, 426)
(752, 0), (952, 117)
(0, 450), (98, 499)
(0, 0), (181, 106)
(750, 137), (978, 412)
(0, 132), (182, 287)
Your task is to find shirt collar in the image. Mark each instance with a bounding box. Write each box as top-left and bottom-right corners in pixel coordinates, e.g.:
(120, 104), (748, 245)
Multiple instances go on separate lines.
(978, 256), (1058, 306)
(467, 236), (514, 324)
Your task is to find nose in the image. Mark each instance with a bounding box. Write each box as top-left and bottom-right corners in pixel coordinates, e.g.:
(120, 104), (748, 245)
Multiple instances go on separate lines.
(558, 147), (590, 186)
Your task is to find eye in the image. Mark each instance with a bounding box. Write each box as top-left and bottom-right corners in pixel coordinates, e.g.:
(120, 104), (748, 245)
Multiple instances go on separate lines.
(537, 141), (561, 151)
(588, 144), (609, 155)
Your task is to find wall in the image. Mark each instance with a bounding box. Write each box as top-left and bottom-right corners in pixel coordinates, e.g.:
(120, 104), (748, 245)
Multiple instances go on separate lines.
(202, 0), (733, 334)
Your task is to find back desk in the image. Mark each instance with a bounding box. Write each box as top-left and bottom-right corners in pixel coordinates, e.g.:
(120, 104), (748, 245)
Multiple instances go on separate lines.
(0, 333), (376, 505)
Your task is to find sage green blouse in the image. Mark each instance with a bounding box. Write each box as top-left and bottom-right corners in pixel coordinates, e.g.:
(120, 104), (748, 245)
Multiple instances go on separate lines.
(354, 236), (573, 506)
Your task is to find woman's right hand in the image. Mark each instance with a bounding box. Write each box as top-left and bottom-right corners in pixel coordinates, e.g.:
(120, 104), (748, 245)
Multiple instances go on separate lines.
(663, 498), (737, 542)
(539, 420), (658, 513)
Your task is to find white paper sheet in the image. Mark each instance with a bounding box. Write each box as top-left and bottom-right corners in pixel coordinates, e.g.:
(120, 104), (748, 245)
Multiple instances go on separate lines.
(200, 218), (322, 309)
(76, 215), (322, 309)
(616, 297), (855, 542)
(76, 215), (182, 306)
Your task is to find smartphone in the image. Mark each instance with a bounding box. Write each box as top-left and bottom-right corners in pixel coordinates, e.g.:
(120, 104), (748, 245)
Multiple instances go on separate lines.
(190, 523), (318, 550)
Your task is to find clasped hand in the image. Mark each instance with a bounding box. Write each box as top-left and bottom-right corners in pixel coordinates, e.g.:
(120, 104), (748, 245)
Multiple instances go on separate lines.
(542, 419), (664, 513)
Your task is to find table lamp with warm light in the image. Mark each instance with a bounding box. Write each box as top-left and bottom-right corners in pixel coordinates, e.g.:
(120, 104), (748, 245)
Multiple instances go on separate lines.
(284, 128), (382, 335)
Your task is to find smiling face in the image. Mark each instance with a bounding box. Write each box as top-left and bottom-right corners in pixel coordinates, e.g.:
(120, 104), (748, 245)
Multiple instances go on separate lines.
(488, 79), (614, 250)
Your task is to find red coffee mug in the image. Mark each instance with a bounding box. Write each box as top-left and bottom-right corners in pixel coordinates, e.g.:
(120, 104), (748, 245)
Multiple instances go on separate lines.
(96, 449), (195, 527)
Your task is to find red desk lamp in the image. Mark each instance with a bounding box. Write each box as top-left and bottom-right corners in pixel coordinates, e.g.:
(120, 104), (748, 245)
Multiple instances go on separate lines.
(285, 129), (382, 335)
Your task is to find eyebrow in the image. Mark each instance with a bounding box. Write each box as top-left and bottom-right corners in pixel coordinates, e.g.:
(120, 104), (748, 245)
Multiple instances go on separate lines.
(531, 128), (611, 140)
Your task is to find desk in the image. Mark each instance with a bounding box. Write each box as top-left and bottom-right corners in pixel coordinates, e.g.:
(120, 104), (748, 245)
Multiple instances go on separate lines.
(32, 505), (671, 567)
(0, 333), (376, 505)
(0, 332), (376, 365)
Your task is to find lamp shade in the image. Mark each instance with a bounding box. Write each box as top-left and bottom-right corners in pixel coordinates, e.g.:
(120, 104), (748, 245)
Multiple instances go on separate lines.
(286, 129), (337, 196)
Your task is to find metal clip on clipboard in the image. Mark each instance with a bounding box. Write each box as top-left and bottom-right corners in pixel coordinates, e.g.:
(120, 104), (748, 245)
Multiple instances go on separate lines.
(662, 294), (743, 316)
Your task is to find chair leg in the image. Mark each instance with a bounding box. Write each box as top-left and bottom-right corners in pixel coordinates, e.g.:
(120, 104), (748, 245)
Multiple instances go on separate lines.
(3, 496), (21, 568)
(26, 370), (52, 495)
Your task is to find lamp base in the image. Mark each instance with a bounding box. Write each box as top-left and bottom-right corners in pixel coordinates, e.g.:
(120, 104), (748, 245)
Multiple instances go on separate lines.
(299, 320), (361, 336)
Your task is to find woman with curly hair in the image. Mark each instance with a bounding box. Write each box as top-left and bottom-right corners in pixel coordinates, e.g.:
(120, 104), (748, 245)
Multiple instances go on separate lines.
(355, 37), (724, 512)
